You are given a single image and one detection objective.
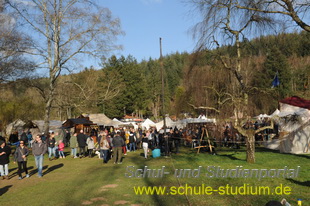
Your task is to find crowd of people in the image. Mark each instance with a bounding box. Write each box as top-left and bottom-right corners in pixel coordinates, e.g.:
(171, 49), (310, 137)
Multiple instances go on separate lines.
(0, 126), (187, 180)
(0, 120), (277, 180)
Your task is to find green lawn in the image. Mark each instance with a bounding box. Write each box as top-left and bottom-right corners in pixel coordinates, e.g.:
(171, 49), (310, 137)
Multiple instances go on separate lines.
(0, 146), (309, 206)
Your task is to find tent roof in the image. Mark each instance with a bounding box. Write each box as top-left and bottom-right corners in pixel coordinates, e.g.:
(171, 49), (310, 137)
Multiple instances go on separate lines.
(270, 109), (280, 117)
(141, 118), (156, 129)
(279, 96), (310, 110)
(63, 118), (94, 125)
(32, 120), (63, 132)
(89, 113), (112, 125)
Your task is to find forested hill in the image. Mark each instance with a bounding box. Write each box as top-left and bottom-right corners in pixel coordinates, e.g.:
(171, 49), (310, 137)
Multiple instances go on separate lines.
(0, 31), (309, 124)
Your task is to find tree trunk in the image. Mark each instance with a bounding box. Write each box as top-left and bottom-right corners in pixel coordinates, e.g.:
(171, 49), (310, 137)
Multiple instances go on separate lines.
(246, 135), (255, 163)
(43, 97), (52, 135)
(43, 83), (55, 135)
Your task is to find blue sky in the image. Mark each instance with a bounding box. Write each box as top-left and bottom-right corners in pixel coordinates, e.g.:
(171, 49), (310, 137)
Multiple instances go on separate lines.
(99, 0), (198, 63)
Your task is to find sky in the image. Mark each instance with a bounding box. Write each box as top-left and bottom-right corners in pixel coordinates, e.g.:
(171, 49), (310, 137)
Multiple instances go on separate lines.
(95, 0), (198, 65)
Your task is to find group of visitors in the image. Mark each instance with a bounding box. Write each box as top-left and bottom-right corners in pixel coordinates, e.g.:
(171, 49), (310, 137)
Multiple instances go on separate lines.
(0, 134), (47, 180)
(0, 126), (188, 180)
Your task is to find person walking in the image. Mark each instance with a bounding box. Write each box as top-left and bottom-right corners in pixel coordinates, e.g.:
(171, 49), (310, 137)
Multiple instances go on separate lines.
(14, 141), (29, 179)
(112, 131), (124, 164)
(32, 135), (47, 177)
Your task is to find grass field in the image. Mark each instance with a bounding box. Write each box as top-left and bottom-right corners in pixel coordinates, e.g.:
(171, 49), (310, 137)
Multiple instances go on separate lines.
(0, 145), (309, 206)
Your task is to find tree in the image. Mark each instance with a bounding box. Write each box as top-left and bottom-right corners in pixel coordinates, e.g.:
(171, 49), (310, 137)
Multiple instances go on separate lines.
(7, 0), (123, 134)
(0, 2), (34, 83)
(189, 0), (276, 163)
(236, 0), (310, 32)
(141, 58), (162, 119)
(263, 47), (291, 98)
(101, 55), (146, 118)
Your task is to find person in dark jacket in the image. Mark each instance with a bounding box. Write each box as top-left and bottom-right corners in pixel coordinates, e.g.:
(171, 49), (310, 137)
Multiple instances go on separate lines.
(20, 131), (28, 145)
(47, 134), (56, 161)
(0, 140), (11, 180)
(9, 132), (18, 144)
(129, 131), (136, 152)
(32, 135), (47, 177)
(112, 131), (124, 164)
(173, 130), (181, 154)
(77, 130), (87, 158)
(14, 141), (29, 179)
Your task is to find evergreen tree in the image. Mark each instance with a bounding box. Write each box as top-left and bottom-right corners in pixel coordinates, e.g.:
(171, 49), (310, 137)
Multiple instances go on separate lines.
(263, 47), (292, 98)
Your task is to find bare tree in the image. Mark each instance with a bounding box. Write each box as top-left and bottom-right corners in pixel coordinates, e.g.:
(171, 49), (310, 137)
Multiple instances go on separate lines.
(188, 0), (276, 163)
(0, 2), (34, 83)
(236, 0), (310, 32)
(53, 68), (124, 119)
(6, 0), (123, 134)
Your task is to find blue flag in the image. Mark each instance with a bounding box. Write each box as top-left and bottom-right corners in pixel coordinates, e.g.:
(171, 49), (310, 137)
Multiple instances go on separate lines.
(272, 72), (280, 88)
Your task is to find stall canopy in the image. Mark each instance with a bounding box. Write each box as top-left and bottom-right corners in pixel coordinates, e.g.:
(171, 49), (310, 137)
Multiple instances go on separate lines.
(141, 118), (156, 130)
(6, 119), (26, 136)
(88, 113), (121, 127)
(32, 120), (63, 133)
(276, 96), (310, 154)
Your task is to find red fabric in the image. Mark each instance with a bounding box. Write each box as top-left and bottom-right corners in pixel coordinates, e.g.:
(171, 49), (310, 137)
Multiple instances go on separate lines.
(58, 142), (65, 151)
(279, 96), (310, 110)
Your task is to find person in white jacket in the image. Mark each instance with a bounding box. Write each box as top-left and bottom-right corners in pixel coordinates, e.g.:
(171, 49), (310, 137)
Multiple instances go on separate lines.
(86, 136), (95, 158)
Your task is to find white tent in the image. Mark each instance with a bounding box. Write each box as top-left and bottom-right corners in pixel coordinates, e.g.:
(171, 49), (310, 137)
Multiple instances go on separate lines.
(155, 117), (176, 131)
(174, 119), (187, 129)
(141, 118), (156, 130)
(271, 97), (310, 154)
(270, 109), (280, 117)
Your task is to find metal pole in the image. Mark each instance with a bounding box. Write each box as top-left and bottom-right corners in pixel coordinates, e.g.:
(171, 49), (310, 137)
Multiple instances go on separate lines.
(160, 37), (168, 156)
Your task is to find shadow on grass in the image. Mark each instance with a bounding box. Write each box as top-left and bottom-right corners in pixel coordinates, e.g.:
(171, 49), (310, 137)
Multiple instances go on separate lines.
(170, 146), (246, 163)
(256, 147), (310, 159)
(0, 185), (12, 196)
(286, 178), (310, 187)
(9, 166), (34, 179)
(8, 167), (17, 173)
(43, 163), (64, 176)
(217, 154), (243, 161)
(29, 165), (48, 176)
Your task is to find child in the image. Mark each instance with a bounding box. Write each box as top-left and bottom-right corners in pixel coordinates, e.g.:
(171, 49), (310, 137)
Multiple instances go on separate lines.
(58, 140), (65, 158)
(0, 140), (11, 180)
(14, 141), (29, 179)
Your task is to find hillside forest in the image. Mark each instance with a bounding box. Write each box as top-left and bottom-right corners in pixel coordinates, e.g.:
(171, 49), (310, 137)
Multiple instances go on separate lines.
(0, 31), (309, 128)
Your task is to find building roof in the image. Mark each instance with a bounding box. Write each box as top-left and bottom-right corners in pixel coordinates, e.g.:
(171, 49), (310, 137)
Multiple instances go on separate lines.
(62, 118), (94, 128)
(279, 96), (310, 110)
